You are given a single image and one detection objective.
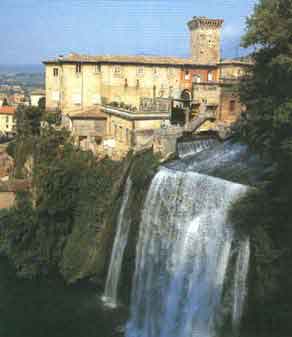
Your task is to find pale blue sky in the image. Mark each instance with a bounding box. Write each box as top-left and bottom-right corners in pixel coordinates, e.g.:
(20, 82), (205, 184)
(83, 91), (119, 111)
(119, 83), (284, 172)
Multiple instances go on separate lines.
(0, 0), (257, 65)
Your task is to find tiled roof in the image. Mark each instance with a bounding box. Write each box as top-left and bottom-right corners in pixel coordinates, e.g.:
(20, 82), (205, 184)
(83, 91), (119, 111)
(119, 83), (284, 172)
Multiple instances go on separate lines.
(69, 106), (107, 119)
(0, 106), (16, 115)
(44, 53), (253, 67)
(30, 89), (45, 95)
(43, 53), (217, 66)
(220, 58), (253, 65)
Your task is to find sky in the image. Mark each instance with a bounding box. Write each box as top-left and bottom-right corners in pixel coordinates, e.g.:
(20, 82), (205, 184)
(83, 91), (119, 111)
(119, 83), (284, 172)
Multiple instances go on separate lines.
(0, 0), (257, 65)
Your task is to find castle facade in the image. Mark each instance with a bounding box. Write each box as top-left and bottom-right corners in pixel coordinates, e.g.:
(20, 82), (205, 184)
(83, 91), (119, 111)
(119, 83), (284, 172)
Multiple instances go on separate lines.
(44, 16), (251, 157)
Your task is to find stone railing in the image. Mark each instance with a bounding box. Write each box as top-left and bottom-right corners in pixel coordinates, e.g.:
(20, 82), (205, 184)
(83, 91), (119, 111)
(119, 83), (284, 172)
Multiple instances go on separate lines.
(140, 97), (171, 113)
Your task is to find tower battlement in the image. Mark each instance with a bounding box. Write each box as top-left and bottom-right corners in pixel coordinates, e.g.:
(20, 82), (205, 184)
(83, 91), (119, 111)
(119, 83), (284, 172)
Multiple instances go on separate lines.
(188, 17), (224, 30)
(188, 16), (224, 65)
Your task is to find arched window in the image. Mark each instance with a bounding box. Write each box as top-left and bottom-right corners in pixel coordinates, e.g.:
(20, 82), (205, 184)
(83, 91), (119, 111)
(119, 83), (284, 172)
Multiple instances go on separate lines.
(181, 89), (191, 101)
(181, 90), (191, 107)
(208, 71), (213, 81)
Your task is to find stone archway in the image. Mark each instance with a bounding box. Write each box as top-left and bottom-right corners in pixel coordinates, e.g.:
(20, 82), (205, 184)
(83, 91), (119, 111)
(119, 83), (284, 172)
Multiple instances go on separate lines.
(181, 89), (191, 108)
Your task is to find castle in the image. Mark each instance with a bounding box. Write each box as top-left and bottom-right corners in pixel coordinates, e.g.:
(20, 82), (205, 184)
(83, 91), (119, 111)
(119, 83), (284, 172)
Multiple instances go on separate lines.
(44, 16), (251, 158)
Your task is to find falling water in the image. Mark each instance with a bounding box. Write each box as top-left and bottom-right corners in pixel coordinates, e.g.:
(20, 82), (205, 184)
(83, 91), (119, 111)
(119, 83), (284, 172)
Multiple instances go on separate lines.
(103, 178), (132, 308)
(177, 138), (218, 159)
(126, 167), (249, 337)
(232, 236), (250, 336)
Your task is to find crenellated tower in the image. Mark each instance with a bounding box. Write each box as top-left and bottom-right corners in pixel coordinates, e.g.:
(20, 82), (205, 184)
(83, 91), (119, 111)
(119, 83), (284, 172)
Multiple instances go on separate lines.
(188, 16), (224, 65)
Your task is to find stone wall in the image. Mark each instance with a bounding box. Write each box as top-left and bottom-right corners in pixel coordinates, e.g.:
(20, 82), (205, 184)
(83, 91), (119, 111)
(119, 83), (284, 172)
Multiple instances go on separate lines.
(72, 119), (107, 138)
(46, 64), (102, 113)
(100, 64), (181, 109)
(188, 18), (223, 64)
(219, 84), (242, 123)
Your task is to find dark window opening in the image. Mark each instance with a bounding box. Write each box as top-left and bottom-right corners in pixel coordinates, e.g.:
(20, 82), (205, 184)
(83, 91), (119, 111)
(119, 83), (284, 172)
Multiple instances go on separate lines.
(53, 68), (59, 77)
(153, 85), (156, 98)
(76, 64), (82, 73)
(229, 100), (236, 113)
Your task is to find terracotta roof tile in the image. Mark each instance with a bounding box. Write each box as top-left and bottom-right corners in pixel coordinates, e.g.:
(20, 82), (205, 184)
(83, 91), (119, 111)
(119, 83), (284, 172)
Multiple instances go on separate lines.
(43, 53), (216, 66)
(69, 106), (107, 119)
(0, 106), (16, 115)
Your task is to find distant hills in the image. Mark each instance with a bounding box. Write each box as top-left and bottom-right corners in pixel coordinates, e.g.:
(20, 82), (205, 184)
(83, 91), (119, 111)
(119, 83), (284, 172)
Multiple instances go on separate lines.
(0, 64), (44, 74)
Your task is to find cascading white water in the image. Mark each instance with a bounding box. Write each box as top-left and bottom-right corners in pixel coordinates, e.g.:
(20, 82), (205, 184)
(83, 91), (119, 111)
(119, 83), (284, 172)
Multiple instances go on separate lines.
(102, 178), (132, 308)
(126, 167), (249, 337)
(177, 139), (217, 159)
(232, 236), (250, 335)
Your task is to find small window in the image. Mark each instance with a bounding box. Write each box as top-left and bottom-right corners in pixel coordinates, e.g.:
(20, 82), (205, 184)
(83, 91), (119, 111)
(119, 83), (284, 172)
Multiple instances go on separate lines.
(52, 91), (60, 102)
(76, 64), (82, 73)
(119, 126), (123, 141)
(229, 100), (236, 113)
(124, 78), (128, 88)
(193, 75), (201, 83)
(169, 86), (173, 98)
(113, 66), (122, 77)
(185, 71), (190, 80)
(153, 67), (159, 76)
(208, 71), (213, 81)
(153, 85), (156, 98)
(159, 85), (165, 98)
(94, 64), (101, 73)
(72, 94), (81, 105)
(53, 68), (59, 77)
(136, 80), (140, 88)
(137, 67), (144, 77)
(168, 67), (175, 78)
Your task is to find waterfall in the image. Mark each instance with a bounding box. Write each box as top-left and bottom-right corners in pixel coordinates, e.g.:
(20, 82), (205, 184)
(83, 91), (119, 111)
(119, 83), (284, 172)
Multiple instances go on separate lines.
(232, 236), (250, 335)
(126, 167), (249, 337)
(177, 138), (217, 159)
(103, 178), (132, 308)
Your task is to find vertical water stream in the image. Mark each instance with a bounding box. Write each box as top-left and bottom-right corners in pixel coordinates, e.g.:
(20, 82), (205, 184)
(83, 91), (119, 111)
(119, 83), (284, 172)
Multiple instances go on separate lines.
(103, 178), (132, 308)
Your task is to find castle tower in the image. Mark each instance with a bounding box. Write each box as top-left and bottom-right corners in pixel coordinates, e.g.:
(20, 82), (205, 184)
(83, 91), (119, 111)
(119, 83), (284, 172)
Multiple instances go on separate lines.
(188, 16), (224, 65)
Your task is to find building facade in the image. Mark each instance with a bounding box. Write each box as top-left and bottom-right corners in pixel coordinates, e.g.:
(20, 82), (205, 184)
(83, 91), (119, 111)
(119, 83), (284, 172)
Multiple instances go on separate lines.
(44, 16), (251, 157)
(0, 106), (16, 135)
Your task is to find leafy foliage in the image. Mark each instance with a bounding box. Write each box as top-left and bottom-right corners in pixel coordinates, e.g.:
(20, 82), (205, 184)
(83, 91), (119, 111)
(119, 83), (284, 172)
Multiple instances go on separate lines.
(0, 104), (159, 285)
(232, 1), (292, 334)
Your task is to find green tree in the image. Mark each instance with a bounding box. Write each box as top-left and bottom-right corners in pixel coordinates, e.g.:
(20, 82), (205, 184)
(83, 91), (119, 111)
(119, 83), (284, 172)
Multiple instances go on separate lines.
(15, 105), (43, 137)
(38, 96), (46, 110)
(240, 0), (292, 164)
(234, 1), (292, 334)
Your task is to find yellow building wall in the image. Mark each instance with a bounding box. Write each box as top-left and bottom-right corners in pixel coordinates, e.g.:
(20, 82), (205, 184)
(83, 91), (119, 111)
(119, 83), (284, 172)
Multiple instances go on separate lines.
(0, 115), (15, 133)
(219, 64), (248, 80)
(100, 64), (181, 109)
(45, 64), (102, 114)
(45, 64), (61, 110)
(61, 64), (102, 113)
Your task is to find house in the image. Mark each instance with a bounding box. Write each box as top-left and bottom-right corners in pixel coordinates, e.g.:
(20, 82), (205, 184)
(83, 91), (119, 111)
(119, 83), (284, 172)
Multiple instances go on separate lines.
(0, 106), (16, 135)
(43, 16), (251, 157)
